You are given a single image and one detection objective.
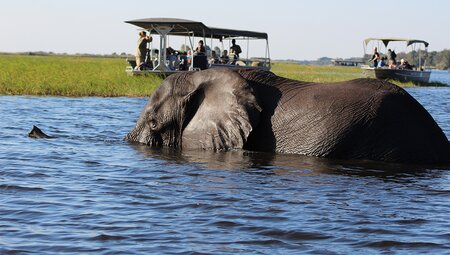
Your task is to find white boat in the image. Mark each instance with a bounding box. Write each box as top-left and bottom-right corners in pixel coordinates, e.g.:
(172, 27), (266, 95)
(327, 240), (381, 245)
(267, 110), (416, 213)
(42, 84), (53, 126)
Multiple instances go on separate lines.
(125, 18), (271, 76)
(361, 38), (431, 83)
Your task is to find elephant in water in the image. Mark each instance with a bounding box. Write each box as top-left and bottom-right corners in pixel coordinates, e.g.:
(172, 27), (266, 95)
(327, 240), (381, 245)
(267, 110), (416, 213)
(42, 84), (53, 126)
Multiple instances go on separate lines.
(125, 68), (450, 164)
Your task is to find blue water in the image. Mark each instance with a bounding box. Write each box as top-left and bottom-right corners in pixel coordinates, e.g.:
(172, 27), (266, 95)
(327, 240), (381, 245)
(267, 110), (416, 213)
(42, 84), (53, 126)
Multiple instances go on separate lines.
(430, 70), (450, 85)
(0, 88), (449, 254)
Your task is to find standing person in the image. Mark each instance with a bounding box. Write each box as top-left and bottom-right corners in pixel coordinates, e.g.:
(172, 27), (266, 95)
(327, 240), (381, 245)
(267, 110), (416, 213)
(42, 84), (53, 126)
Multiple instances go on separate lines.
(370, 47), (380, 68)
(229, 39), (242, 60)
(387, 49), (397, 68)
(135, 31), (152, 69)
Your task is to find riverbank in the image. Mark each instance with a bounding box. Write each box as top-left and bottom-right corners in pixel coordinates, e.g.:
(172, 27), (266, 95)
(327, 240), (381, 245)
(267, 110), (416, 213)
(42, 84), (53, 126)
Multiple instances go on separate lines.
(0, 55), (162, 97)
(0, 55), (445, 97)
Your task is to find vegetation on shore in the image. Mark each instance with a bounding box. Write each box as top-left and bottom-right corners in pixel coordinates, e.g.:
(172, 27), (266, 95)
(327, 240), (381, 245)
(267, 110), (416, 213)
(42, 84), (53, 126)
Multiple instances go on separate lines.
(0, 55), (162, 97)
(0, 54), (446, 97)
(271, 62), (364, 83)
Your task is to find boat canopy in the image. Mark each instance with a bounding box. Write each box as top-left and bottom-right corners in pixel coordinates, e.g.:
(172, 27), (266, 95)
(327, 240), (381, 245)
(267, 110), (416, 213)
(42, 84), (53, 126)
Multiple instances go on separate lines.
(364, 38), (429, 48)
(125, 18), (268, 39)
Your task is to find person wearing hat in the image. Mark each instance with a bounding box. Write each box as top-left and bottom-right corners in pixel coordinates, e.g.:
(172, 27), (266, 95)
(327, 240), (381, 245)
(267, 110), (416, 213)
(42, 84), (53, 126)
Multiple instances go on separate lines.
(135, 31), (152, 69)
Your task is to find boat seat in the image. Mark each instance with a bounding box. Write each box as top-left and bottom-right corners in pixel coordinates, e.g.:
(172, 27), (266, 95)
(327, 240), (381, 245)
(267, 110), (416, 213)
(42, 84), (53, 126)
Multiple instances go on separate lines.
(193, 55), (208, 70)
(127, 59), (137, 69)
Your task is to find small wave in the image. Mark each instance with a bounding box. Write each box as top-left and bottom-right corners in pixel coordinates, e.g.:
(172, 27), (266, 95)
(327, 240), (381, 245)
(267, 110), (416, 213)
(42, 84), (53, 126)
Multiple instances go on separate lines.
(83, 160), (102, 165)
(91, 234), (128, 241)
(395, 218), (428, 224)
(209, 220), (243, 228)
(234, 239), (288, 246)
(0, 184), (44, 191)
(254, 228), (331, 241)
(0, 248), (30, 255)
(361, 240), (443, 248)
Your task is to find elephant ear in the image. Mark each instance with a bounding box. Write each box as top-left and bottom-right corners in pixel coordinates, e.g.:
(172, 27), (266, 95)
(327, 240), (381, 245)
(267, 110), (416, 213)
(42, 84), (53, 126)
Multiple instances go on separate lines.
(181, 69), (261, 150)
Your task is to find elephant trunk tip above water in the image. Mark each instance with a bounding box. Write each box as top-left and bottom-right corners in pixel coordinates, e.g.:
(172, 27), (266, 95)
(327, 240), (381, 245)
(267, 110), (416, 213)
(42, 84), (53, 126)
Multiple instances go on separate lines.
(125, 68), (450, 165)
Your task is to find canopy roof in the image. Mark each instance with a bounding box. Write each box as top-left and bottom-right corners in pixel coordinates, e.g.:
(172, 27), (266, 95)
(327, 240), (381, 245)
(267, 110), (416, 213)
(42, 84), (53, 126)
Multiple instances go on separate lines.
(207, 27), (267, 39)
(364, 38), (429, 48)
(125, 18), (268, 39)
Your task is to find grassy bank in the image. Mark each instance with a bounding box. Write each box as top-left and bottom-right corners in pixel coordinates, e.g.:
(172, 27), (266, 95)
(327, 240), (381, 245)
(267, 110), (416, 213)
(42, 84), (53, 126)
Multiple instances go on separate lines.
(0, 55), (443, 97)
(0, 55), (162, 97)
(271, 62), (365, 83)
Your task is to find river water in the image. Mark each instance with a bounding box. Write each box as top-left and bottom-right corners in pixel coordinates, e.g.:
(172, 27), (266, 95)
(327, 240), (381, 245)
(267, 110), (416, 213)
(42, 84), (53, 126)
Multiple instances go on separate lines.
(430, 70), (450, 85)
(0, 87), (449, 254)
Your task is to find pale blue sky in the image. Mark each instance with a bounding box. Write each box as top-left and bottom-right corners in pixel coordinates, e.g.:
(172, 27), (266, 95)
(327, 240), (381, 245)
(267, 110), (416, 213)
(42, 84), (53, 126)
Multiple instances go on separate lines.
(1, 0), (448, 60)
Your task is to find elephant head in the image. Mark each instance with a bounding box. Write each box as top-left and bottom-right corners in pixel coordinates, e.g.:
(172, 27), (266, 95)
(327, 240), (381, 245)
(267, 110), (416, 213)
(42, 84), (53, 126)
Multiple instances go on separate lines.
(125, 68), (261, 150)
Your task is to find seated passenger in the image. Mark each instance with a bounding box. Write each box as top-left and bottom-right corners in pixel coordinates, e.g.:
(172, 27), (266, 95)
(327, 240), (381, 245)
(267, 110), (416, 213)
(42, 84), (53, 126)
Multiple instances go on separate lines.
(209, 51), (219, 64)
(398, 59), (413, 70)
(166, 47), (178, 70)
(377, 56), (386, 68)
(195, 40), (206, 55)
(220, 50), (230, 64)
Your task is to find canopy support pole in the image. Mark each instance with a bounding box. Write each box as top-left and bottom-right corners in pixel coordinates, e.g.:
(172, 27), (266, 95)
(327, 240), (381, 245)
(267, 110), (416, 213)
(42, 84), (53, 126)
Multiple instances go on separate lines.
(152, 25), (174, 72)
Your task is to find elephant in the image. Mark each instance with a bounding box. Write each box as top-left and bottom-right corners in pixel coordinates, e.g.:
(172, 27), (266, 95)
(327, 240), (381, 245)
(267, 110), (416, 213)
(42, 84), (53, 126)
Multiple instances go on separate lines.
(125, 68), (450, 164)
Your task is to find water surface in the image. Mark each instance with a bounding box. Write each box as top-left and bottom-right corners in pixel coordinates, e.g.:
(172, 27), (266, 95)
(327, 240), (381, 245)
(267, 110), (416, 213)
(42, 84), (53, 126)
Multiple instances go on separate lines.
(0, 88), (449, 254)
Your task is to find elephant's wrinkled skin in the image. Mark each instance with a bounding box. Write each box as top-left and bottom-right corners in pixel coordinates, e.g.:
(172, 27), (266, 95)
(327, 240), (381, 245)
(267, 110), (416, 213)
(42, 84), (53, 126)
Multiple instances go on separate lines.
(125, 68), (450, 164)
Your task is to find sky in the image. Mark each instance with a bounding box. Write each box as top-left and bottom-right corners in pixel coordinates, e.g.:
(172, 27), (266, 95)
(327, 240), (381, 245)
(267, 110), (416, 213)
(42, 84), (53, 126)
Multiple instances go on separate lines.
(1, 0), (449, 60)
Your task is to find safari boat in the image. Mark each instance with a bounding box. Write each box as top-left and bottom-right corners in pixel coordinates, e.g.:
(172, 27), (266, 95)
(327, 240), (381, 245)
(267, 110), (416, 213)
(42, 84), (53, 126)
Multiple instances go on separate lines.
(361, 38), (431, 83)
(125, 18), (271, 76)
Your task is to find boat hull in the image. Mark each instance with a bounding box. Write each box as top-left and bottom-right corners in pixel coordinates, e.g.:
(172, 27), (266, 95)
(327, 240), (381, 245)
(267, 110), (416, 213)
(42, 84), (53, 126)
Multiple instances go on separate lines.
(362, 67), (431, 83)
(126, 64), (269, 77)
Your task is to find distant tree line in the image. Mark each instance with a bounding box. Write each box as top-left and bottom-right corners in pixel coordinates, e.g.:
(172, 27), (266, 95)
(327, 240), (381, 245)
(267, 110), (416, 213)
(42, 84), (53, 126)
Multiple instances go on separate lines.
(278, 57), (334, 66)
(0, 51), (134, 59)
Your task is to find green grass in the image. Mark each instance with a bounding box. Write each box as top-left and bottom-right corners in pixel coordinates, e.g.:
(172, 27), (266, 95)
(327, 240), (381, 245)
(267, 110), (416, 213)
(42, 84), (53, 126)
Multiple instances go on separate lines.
(0, 55), (444, 97)
(0, 55), (162, 97)
(271, 62), (364, 83)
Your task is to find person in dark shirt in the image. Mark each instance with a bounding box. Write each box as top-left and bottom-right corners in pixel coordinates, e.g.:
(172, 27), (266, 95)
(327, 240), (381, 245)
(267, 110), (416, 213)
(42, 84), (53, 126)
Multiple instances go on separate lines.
(369, 47), (380, 68)
(230, 39), (242, 57)
(220, 50), (230, 64)
(398, 59), (413, 70)
(387, 49), (397, 68)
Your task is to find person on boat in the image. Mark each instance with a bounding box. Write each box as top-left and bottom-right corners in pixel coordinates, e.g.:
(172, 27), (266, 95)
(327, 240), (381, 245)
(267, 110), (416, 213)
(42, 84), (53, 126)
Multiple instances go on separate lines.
(166, 46), (179, 70)
(398, 59), (413, 70)
(377, 56), (387, 68)
(369, 47), (380, 68)
(369, 47), (380, 67)
(229, 39), (242, 64)
(195, 40), (206, 55)
(387, 49), (397, 68)
(209, 51), (219, 65)
(135, 31), (152, 69)
(220, 50), (230, 64)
